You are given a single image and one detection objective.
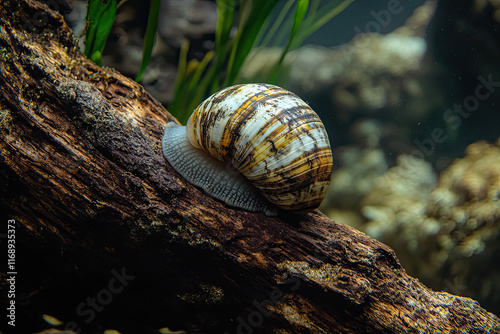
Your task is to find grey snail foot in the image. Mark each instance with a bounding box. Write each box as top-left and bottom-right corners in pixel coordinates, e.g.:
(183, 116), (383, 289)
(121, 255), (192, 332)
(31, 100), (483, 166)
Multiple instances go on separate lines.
(162, 122), (278, 216)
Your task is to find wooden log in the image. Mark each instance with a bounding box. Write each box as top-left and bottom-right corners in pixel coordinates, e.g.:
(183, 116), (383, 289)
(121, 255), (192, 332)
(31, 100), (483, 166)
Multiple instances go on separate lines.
(1, 1), (499, 333)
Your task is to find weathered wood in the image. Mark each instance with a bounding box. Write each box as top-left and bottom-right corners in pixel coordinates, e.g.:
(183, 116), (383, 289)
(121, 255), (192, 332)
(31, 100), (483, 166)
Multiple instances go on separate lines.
(1, 1), (499, 333)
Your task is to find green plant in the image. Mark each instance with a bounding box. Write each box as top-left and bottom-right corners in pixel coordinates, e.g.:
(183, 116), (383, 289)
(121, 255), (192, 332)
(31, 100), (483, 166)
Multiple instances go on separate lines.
(84, 0), (118, 66)
(135, 0), (160, 82)
(84, 0), (160, 81)
(170, 0), (355, 124)
(82, 0), (354, 124)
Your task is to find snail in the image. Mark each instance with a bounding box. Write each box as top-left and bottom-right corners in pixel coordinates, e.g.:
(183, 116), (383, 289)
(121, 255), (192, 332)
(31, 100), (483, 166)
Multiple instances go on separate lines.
(162, 83), (333, 216)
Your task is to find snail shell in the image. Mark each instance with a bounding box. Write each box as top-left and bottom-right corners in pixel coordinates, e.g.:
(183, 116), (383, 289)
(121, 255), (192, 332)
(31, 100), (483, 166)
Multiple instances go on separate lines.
(162, 83), (333, 215)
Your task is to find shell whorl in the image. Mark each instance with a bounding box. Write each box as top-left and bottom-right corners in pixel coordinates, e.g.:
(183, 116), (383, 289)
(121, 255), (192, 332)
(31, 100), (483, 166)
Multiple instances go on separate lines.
(185, 83), (333, 213)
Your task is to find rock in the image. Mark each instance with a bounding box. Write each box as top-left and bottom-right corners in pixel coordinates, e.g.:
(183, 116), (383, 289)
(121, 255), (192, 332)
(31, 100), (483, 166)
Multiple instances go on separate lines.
(359, 138), (500, 315)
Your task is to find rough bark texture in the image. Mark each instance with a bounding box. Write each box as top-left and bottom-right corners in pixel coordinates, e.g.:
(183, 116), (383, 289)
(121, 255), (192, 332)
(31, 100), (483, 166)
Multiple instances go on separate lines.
(1, 1), (499, 333)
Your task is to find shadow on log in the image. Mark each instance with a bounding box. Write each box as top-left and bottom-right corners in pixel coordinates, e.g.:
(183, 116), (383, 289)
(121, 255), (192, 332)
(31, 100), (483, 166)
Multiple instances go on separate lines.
(0, 1), (499, 333)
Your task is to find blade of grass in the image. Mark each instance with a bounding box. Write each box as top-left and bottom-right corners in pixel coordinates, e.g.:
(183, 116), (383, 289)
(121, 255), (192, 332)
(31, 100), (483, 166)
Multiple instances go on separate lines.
(84, 0), (117, 66)
(269, 0), (309, 83)
(294, 0), (355, 47)
(255, 0), (294, 49)
(170, 0), (237, 123)
(224, 0), (281, 86)
(271, 5), (302, 49)
(135, 0), (160, 82)
(240, 1), (295, 81)
(187, 51), (214, 95)
(211, 0), (238, 91)
(188, 62), (218, 116)
(169, 0), (354, 123)
(307, 0), (320, 16)
(214, 0), (236, 69)
(170, 39), (190, 122)
(179, 50), (215, 124)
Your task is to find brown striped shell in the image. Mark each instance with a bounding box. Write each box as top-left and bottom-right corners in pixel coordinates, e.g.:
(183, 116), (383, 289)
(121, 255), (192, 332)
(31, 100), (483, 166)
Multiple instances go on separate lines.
(185, 83), (333, 213)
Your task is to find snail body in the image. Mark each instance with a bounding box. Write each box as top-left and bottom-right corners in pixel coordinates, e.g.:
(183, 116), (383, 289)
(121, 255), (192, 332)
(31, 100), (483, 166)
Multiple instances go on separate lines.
(162, 83), (333, 215)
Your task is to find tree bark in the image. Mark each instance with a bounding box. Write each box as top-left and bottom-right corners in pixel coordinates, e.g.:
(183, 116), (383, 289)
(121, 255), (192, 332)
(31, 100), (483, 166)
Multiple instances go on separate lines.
(1, 1), (499, 333)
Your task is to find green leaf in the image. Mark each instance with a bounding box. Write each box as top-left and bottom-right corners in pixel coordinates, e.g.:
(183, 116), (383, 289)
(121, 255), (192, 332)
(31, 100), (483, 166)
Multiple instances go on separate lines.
(269, 0), (309, 83)
(295, 0), (355, 47)
(224, 0), (281, 86)
(255, 0), (295, 49)
(169, 40), (190, 123)
(181, 50), (215, 124)
(84, 0), (118, 66)
(168, 0), (354, 123)
(214, 0), (236, 71)
(135, 0), (160, 82)
(89, 50), (102, 65)
(291, 0), (309, 39)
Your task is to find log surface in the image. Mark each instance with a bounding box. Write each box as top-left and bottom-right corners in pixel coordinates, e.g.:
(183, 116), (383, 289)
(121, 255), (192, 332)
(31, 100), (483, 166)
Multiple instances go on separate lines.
(1, 1), (499, 333)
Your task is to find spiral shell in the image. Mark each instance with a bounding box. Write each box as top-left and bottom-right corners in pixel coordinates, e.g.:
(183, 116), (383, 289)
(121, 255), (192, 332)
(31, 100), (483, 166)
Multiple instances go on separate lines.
(184, 83), (333, 213)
